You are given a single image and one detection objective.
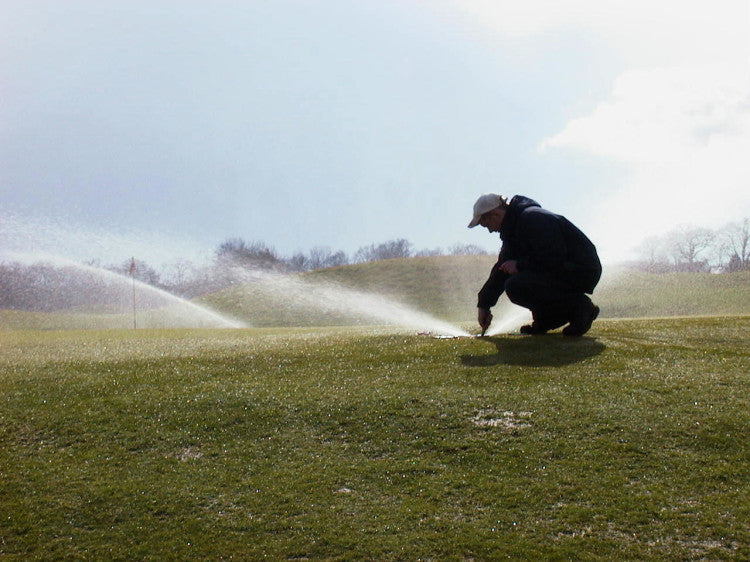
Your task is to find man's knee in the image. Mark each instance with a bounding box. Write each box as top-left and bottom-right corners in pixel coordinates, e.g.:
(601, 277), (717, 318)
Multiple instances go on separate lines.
(504, 271), (568, 309)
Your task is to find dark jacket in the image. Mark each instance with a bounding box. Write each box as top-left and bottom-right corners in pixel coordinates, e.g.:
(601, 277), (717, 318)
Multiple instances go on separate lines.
(477, 195), (601, 309)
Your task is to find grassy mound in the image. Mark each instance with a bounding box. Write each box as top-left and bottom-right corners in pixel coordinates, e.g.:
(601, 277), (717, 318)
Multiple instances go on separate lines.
(1, 317), (748, 559)
(201, 257), (750, 326)
(2, 256), (748, 330)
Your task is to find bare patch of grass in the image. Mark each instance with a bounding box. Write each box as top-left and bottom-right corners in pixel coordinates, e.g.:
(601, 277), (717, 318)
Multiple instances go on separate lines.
(469, 409), (532, 431)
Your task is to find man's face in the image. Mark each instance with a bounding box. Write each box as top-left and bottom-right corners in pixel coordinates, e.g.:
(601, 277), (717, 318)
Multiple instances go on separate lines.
(478, 207), (506, 233)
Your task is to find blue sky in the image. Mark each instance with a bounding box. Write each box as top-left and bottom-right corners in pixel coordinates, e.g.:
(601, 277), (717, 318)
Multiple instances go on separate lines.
(2, 1), (748, 267)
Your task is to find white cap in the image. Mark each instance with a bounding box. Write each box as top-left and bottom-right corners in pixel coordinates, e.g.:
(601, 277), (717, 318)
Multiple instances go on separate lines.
(468, 193), (504, 228)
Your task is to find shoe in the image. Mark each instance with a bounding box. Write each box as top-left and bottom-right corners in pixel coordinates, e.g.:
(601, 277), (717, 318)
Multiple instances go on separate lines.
(520, 306), (568, 335)
(520, 323), (549, 335)
(563, 303), (600, 337)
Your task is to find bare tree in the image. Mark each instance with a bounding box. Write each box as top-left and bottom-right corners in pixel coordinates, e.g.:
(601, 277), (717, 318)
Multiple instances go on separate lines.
(215, 238), (283, 270)
(354, 239), (413, 263)
(666, 226), (714, 272)
(110, 258), (161, 286)
(448, 243), (491, 256)
(286, 252), (309, 272)
(307, 246), (348, 270)
(634, 235), (670, 272)
(721, 218), (749, 271)
(415, 247), (444, 257)
(287, 247), (349, 271)
(162, 259), (198, 293)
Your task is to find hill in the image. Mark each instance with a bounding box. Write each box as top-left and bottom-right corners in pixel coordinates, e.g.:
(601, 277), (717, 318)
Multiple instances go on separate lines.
(200, 255), (492, 328)
(201, 256), (750, 327)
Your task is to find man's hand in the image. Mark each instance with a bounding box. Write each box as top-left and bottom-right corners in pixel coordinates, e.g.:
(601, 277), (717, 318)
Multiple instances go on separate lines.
(478, 307), (493, 336)
(499, 260), (518, 275)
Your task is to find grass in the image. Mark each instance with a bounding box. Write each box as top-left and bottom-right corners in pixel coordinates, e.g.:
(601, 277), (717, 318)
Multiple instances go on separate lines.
(1, 317), (748, 559)
(595, 268), (750, 318)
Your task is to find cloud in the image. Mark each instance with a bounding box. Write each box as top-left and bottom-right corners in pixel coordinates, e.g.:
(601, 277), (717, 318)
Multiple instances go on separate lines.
(452, 0), (750, 261)
(539, 63), (750, 261)
(540, 65), (750, 164)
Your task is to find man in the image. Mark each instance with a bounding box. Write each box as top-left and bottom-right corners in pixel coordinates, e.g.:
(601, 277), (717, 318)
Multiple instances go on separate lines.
(468, 194), (602, 336)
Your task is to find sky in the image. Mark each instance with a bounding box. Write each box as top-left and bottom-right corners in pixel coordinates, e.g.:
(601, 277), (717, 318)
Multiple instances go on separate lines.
(2, 0), (749, 267)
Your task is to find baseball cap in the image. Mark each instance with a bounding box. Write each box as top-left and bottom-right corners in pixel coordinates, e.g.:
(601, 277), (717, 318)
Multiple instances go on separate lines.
(468, 193), (504, 228)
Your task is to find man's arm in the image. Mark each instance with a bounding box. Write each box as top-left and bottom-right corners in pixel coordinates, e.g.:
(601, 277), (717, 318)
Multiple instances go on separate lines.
(477, 260), (510, 310)
(477, 307), (493, 335)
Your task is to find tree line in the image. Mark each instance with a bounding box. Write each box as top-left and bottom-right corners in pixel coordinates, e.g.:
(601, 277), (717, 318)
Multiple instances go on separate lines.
(215, 238), (489, 271)
(633, 218), (749, 273)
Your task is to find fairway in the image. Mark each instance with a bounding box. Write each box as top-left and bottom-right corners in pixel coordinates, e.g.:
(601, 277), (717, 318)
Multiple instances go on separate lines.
(1, 317), (748, 559)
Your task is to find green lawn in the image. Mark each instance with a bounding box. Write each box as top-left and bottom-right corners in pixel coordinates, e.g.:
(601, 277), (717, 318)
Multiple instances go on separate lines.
(1, 317), (748, 559)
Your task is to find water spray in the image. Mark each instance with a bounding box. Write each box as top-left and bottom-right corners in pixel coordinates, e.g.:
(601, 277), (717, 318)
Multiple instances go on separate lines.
(129, 257), (137, 329)
(228, 266), (471, 337)
(420, 302), (531, 339)
(0, 251), (246, 329)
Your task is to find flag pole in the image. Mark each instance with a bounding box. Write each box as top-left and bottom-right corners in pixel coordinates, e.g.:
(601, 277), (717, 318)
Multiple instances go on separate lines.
(129, 257), (137, 329)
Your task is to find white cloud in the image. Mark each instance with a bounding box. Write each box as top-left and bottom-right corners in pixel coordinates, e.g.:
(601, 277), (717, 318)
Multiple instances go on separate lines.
(540, 65), (750, 164)
(540, 63), (750, 261)
(453, 0), (750, 261)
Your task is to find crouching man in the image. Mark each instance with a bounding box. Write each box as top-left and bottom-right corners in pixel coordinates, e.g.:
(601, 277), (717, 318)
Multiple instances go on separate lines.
(468, 194), (602, 336)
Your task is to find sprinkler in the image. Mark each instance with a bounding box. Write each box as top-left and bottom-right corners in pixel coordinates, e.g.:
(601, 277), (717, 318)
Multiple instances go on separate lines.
(418, 332), (482, 339)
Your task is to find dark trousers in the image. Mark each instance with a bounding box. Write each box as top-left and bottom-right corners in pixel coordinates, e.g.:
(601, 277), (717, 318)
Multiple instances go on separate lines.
(504, 269), (601, 329)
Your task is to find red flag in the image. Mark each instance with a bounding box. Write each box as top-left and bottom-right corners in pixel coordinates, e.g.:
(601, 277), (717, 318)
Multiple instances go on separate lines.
(129, 257), (136, 276)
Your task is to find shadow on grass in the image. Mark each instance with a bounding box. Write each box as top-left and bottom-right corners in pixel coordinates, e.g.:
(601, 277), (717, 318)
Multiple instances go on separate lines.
(461, 335), (606, 367)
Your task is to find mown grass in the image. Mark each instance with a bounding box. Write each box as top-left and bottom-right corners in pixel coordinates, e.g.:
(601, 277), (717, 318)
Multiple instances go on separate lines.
(595, 268), (750, 318)
(1, 317), (748, 559)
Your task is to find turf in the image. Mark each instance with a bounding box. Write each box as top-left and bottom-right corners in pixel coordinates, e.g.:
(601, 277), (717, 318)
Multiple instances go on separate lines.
(1, 317), (748, 559)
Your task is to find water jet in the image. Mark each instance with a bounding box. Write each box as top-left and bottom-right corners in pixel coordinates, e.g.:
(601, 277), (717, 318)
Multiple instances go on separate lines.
(0, 251), (246, 330)
(221, 266), (472, 337)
